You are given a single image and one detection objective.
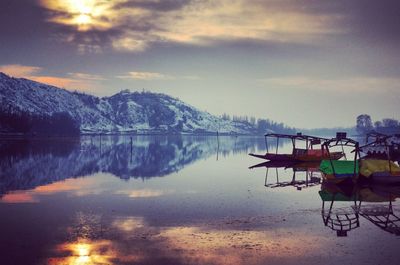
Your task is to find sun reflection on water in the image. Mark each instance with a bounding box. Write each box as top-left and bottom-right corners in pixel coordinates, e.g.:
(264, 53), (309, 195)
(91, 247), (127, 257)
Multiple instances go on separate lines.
(48, 240), (116, 265)
(75, 243), (90, 257)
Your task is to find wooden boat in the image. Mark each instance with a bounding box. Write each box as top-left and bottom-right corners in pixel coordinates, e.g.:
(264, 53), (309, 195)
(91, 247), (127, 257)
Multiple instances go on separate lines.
(249, 133), (344, 162)
(320, 133), (400, 185)
(365, 131), (388, 144)
(364, 132), (400, 162)
(359, 159), (400, 185)
(357, 136), (400, 185)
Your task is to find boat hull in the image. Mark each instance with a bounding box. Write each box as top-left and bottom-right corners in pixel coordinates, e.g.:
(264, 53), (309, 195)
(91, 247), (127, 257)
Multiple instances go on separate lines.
(249, 160), (320, 170)
(363, 175), (400, 185)
(249, 151), (343, 162)
(249, 153), (294, 161)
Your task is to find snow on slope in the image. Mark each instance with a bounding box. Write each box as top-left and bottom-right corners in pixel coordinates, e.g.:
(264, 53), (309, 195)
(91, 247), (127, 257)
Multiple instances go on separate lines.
(0, 72), (255, 134)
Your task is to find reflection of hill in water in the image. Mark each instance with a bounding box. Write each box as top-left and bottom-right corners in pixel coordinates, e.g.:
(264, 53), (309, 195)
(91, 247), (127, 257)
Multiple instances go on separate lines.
(0, 135), (262, 195)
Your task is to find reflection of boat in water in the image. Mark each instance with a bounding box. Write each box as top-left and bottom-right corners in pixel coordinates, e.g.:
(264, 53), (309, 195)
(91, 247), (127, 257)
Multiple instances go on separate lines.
(319, 180), (400, 237)
(250, 160), (322, 190)
(355, 185), (400, 236)
(319, 180), (360, 237)
(249, 133), (343, 162)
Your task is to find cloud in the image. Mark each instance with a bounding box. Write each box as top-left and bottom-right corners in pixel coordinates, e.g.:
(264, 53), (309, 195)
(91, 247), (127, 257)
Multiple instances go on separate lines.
(117, 71), (173, 80)
(29, 75), (89, 89)
(0, 64), (42, 77)
(39, 0), (345, 53)
(68, 72), (106, 80)
(258, 76), (400, 93)
(151, 1), (343, 45)
(111, 35), (150, 52)
(0, 64), (103, 91)
(113, 0), (192, 12)
(117, 71), (200, 81)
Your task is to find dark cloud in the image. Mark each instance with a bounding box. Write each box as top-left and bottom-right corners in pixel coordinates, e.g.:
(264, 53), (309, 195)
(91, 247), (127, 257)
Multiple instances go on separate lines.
(348, 0), (400, 44)
(113, 0), (192, 12)
(0, 0), (49, 40)
(254, 0), (400, 44)
(255, 0), (347, 15)
(294, 0), (400, 44)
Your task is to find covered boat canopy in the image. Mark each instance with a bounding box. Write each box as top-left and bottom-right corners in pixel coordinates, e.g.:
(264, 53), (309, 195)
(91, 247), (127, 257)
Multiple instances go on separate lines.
(249, 132), (344, 162)
(319, 133), (360, 182)
(365, 131), (388, 144)
(320, 160), (359, 179)
(359, 133), (400, 161)
(264, 133), (327, 142)
(360, 159), (400, 178)
(365, 132), (400, 145)
(264, 132), (328, 153)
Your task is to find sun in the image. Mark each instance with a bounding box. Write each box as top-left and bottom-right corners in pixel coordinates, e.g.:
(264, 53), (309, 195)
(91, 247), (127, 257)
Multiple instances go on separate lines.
(75, 14), (92, 27)
(66, 0), (95, 30)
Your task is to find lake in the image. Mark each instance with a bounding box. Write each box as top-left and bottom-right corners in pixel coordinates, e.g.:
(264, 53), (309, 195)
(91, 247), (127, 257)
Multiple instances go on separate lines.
(0, 135), (399, 265)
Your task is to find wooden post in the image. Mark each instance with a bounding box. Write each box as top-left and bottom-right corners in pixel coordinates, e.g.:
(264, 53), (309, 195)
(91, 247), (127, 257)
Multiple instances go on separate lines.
(130, 136), (133, 162)
(216, 131), (220, 161)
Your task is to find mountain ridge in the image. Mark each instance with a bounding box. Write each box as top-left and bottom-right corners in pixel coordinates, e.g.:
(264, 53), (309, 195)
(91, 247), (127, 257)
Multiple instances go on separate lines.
(0, 72), (293, 135)
(0, 72), (257, 134)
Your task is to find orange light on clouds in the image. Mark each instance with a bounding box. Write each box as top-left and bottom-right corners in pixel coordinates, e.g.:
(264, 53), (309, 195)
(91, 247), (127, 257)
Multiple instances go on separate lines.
(29, 76), (82, 89)
(0, 64), (41, 77)
(0, 64), (102, 92)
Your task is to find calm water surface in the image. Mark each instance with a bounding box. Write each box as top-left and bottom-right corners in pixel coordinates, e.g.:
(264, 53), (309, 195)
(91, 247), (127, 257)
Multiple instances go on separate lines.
(0, 135), (399, 265)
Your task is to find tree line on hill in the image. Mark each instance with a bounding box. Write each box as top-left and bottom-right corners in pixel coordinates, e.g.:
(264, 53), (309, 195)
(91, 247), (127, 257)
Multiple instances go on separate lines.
(0, 108), (295, 136)
(0, 110), (80, 136)
(356, 114), (400, 135)
(220, 114), (295, 134)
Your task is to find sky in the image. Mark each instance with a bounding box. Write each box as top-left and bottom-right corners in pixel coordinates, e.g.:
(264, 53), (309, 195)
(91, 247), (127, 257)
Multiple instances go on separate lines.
(0, 0), (399, 128)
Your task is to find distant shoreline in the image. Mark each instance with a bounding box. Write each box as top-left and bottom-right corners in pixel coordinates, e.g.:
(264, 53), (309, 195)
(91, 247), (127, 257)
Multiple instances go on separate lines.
(0, 132), (263, 139)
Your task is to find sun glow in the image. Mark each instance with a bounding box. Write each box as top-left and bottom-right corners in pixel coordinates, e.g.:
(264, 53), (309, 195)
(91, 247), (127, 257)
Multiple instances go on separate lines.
(68, 0), (94, 29)
(41, 0), (113, 31)
(75, 14), (92, 26)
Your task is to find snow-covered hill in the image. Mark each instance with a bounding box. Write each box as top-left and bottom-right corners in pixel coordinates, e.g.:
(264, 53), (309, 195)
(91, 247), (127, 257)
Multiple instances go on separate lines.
(0, 72), (255, 134)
